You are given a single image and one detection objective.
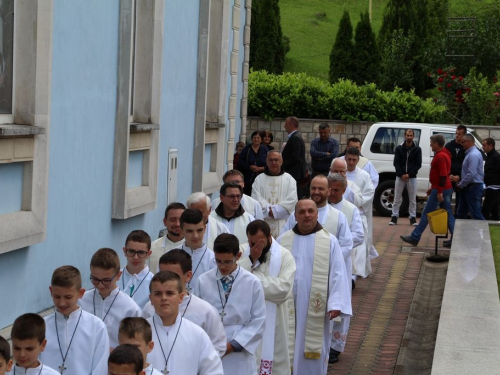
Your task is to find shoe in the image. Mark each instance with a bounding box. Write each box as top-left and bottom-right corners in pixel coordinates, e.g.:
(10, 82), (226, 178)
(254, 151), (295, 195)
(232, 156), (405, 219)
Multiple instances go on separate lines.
(389, 216), (397, 225)
(400, 235), (419, 246)
(329, 348), (340, 364)
(443, 239), (452, 248)
(352, 279), (356, 290)
(410, 217), (417, 226)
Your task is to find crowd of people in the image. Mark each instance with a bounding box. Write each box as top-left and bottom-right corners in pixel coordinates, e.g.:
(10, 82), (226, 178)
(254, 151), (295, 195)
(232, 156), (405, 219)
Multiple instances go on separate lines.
(1, 120), (496, 375)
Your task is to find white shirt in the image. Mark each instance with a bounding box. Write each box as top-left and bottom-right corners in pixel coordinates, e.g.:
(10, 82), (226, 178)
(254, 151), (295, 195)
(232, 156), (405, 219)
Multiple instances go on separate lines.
(332, 199), (364, 248)
(119, 266), (153, 309)
(8, 362), (59, 375)
(180, 243), (216, 293)
(143, 363), (163, 375)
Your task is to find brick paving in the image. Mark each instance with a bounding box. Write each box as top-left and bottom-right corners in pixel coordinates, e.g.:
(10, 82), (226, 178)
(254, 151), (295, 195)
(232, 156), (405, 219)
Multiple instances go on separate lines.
(328, 215), (449, 374)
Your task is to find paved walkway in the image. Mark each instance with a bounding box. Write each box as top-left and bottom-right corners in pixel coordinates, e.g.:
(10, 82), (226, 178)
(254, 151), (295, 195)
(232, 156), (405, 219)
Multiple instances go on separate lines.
(328, 215), (448, 374)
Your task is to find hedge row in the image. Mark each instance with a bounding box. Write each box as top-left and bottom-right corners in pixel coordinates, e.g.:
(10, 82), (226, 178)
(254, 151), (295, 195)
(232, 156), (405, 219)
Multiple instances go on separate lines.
(248, 70), (446, 122)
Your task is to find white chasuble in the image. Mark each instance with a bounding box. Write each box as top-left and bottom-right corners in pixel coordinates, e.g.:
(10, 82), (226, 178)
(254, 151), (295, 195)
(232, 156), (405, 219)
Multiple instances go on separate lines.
(212, 194), (264, 220)
(40, 308), (109, 375)
(205, 216), (230, 251)
(119, 266), (153, 309)
(150, 235), (185, 273)
(252, 172), (298, 238)
(341, 155), (379, 188)
(194, 267), (267, 375)
(239, 240), (296, 375)
(180, 243), (216, 294)
(8, 362), (60, 375)
(210, 211), (255, 245)
(332, 200), (364, 249)
(147, 314), (223, 375)
(79, 287), (142, 349)
(277, 228), (351, 375)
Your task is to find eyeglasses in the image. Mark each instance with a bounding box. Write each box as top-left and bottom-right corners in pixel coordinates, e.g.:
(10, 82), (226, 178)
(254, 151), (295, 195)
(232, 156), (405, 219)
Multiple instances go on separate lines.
(215, 257), (237, 266)
(90, 271), (119, 287)
(224, 194), (242, 200)
(125, 249), (149, 258)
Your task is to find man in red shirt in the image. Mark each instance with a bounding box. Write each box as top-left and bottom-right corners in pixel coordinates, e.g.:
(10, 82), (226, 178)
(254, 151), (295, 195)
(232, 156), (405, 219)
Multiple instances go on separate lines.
(401, 134), (455, 248)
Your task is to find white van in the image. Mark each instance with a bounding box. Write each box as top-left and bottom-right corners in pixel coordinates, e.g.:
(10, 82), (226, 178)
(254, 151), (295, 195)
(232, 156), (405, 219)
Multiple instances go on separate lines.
(361, 122), (484, 216)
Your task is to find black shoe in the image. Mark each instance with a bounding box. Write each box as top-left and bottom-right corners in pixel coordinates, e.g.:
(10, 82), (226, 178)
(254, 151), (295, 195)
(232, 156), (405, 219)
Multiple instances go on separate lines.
(400, 235), (419, 246)
(329, 348), (340, 364)
(410, 217), (417, 226)
(443, 239), (452, 248)
(352, 279), (356, 290)
(389, 216), (397, 225)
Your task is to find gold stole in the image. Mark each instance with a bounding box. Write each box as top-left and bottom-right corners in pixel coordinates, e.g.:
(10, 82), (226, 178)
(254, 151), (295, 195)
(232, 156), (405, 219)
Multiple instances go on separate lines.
(280, 229), (331, 360)
(358, 156), (369, 169)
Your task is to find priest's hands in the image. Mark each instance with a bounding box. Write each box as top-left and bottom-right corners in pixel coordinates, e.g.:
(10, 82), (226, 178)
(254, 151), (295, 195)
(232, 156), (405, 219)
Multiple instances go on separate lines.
(328, 310), (341, 320)
(249, 238), (266, 263)
(268, 206), (275, 218)
(224, 342), (234, 357)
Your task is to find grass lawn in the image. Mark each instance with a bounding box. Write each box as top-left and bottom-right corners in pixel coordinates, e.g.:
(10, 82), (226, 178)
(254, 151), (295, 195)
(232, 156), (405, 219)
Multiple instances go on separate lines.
(280, 0), (499, 81)
(489, 225), (500, 296)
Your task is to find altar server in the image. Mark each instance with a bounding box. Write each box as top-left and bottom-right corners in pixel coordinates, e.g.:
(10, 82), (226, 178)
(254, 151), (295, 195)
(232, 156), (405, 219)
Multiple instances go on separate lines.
(108, 344), (145, 375)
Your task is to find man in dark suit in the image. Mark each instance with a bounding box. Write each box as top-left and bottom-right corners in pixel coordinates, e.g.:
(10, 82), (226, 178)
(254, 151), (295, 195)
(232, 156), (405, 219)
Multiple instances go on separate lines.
(282, 116), (307, 198)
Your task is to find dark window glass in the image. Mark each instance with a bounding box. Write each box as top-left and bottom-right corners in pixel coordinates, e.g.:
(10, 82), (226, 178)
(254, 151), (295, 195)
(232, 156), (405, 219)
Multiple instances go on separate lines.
(0, 0), (14, 114)
(370, 128), (421, 155)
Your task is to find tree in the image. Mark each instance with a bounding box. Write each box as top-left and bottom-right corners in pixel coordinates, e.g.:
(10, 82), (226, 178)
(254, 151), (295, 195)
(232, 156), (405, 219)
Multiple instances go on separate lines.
(249, 0), (287, 74)
(352, 12), (380, 85)
(379, 29), (414, 91)
(329, 10), (354, 84)
(378, 0), (414, 46)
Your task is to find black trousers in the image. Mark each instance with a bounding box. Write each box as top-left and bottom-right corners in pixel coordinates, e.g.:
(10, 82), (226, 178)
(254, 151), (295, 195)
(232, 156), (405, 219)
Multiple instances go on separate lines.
(482, 188), (500, 220)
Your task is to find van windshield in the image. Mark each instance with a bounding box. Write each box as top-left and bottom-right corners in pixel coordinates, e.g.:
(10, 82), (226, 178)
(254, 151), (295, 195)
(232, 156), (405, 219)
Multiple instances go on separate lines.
(471, 130), (483, 143)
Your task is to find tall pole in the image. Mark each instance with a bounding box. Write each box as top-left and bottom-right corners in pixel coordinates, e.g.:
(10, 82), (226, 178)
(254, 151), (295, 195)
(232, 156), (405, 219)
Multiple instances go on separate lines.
(369, 0), (372, 21)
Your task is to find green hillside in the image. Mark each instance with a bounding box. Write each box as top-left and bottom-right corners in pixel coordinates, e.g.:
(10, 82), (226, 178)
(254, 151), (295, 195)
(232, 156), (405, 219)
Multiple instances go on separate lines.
(280, 0), (498, 81)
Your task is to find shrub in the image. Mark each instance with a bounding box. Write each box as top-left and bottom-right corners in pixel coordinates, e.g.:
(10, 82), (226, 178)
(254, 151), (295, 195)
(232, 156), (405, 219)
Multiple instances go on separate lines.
(464, 69), (500, 125)
(329, 10), (354, 84)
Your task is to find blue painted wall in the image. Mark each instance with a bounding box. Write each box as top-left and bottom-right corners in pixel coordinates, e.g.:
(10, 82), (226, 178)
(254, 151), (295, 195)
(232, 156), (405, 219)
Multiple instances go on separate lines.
(0, 162), (23, 215)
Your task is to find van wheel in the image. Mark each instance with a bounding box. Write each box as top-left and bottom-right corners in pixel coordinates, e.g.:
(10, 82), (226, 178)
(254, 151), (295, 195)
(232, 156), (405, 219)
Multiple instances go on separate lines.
(374, 180), (409, 217)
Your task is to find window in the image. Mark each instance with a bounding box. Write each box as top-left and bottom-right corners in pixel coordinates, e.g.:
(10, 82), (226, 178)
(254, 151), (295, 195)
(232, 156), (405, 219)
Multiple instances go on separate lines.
(370, 128), (421, 155)
(433, 131), (455, 146)
(0, 0), (14, 120)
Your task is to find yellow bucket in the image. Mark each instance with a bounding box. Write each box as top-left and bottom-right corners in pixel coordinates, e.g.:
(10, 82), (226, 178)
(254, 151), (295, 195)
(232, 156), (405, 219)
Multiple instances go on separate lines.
(427, 209), (448, 235)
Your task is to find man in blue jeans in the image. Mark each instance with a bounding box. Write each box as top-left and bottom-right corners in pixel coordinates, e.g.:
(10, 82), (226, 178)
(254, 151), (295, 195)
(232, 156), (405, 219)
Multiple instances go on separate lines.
(454, 134), (485, 220)
(401, 135), (455, 248)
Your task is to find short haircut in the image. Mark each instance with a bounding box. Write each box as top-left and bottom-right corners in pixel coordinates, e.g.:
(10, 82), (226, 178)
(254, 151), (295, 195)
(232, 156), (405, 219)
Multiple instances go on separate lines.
(0, 336), (9, 363)
(246, 220), (271, 238)
(484, 137), (495, 147)
(159, 249), (192, 274)
(345, 147), (360, 157)
(186, 192), (211, 210)
(327, 173), (347, 188)
(250, 130), (261, 139)
(462, 134), (474, 142)
(267, 150), (282, 158)
(213, 233), (240, 256)
(180, 208), (204, 228)
(11, 313), (45, 343)
(259, 129), (273, 143)
(220, 182), (242, 196)
(223, 169), (244, 182)
(119, 317), (152, 344)
(347, 137), (361, 145)
(52, 265), (82, 290)
(149, 271), (182, 293)
(330, 157), (347, 169)
(286, 116), (299, 128)
(405, 129), (415, 135)
(456, 125), (467, 133)
(311, 174), (328, 185)
(125, 230), (151, 250)
(108, 344), (143, 374)
(91, 248), (120, 272)
(164, 202), (186, 220)
(235, 141), (245, 149)
(430, 134), (445, 147)
(319, 123), (329, 130)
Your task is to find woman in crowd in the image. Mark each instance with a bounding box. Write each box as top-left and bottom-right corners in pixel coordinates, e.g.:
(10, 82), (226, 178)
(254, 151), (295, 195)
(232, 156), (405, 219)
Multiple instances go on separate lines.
(238, 131), (268, 195)
(260, 129), (274, 151)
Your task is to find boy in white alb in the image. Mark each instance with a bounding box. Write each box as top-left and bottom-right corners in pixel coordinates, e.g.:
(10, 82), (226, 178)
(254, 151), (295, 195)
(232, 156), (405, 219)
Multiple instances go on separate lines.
(79, 248), (142, 350)
(8, 314), (59, 375)
(40, 266), (109, 375)
(119, 230), (155, 309)
(195, 234), (266, 374)
(108, 344), (146, 375)
(147, 271), (223, 374)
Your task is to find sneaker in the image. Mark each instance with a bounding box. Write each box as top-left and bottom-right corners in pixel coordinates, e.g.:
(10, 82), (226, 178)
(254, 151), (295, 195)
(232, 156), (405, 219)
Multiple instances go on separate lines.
(400, 235), (419, 246)
(410, 217), (417, 226)
(389, 216), (398, 225)
(329, 348), (341, 364)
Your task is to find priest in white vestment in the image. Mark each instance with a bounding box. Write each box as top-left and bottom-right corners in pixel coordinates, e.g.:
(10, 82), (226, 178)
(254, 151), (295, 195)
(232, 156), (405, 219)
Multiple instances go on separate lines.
(150, 202), (186, 272)
(239, 220), (296, 375)
(330, 158), (363, 207)
(211, 169), (264, 220)
(195, 234), (266, 375)
(252, 150), (298, 238)
(277, 199), (352, 375)
(210, 183), (255, 245)
(340, 137), (379, 188)
(187, 192), (230, 251)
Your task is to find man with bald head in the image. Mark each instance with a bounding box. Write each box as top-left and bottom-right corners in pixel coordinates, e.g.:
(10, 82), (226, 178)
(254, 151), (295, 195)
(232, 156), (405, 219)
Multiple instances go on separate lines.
(330, 158), (362, 206)
(278, 199), (351, 374)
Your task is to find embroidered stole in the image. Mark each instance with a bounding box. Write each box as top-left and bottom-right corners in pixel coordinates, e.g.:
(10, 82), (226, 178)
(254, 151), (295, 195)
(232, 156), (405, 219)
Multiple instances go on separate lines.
(320, 206), (340, 236)
(357, 156), (369, 169)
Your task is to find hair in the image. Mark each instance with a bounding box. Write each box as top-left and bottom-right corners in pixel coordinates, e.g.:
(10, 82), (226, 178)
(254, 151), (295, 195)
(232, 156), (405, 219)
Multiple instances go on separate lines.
(235, 141), (245, 150)
(223, 169), (244, 182)
(51, 265), (82, 290)
(484, 137), (495, 147)
(125, 230), (151, 250)
(330, 157), (347, 169)
(259, 129), (273, 143)
(11, 313), (45, 343)
(250, 130), (261, 140)
(0, 336), (9, 363)
(430, 134), (445, 147)
(345, 147), (360, 157)
(311, 174), (328, 185)
(164, 202), (186, 220)
(149, 271), (182, 293)
(267, 150), (282, 159)
(405, 129), (415, 136)
(347, 137), (362, 145)
(246, 220), (271, 237)
(295, 198), (317, 212)
(327, 172), (347, 188)
(159, 249), (192, 274)
(186, 192), (211, 210)
(91, 248), (121, 272)
(180, 208), (204, 228)
(319, 123), (329, 130)
(108, 344), (144, 374)
(286, 116), (299, 128)
(456, 125), (467, 134)
(220, 182), (243, 196)
(462, 134), (474, 143)
(119, 317), (152, 344)
(213, 233), (240, 255)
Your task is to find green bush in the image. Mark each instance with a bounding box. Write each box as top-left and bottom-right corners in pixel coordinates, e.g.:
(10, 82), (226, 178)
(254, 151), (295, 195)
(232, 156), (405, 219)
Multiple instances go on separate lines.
(329, 10), (354, 84)
(248, 70), (446, 122)
(464, 68), (500, 125)
(353, 12), (380, 85)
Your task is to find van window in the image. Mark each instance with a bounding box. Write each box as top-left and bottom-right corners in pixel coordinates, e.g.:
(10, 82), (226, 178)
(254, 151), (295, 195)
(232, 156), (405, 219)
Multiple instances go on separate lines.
(370, 128), (421, 154)
(432, 131), (455, 145)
